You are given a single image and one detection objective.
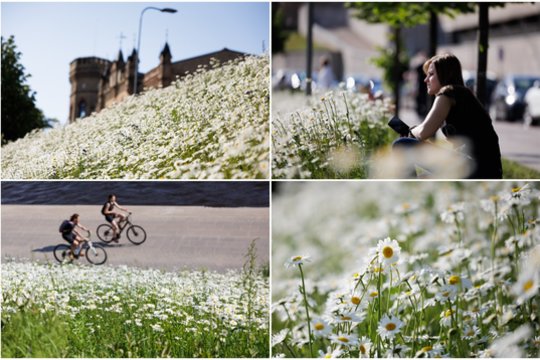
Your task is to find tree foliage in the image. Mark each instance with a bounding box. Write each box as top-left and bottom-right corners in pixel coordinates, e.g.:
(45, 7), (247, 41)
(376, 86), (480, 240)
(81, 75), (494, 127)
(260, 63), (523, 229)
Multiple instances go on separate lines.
(272, 3), (289, 54)
(347, 3), (476, 28)
(1, 35), (49, 145)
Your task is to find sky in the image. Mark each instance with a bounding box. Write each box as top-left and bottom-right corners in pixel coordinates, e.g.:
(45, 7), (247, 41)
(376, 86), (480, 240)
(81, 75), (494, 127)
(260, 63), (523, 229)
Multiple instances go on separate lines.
(1, 2), (269, 124)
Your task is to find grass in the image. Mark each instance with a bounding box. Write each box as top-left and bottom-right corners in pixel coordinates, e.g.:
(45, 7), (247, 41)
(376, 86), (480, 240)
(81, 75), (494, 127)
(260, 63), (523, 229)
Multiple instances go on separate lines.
(2, 242), (269, 358)
(502, 158), (540, 179)
(272, 91), (395, 179)
(2, 56), (269, 179)
(285, 32), (329, 52)
(272, 90), (540, 179)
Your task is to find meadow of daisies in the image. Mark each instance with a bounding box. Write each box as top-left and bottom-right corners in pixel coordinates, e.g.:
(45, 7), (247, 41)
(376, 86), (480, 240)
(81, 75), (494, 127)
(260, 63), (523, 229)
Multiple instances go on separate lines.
(1, 257), (269, 357)
(1, 56), (269, 179)
(272, 90), (396, 179)
(272, 181), (540, 358)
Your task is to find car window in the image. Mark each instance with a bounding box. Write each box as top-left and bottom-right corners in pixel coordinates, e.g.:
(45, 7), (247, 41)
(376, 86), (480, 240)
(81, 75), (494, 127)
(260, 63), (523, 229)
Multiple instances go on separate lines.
(515, 78), (540, 93)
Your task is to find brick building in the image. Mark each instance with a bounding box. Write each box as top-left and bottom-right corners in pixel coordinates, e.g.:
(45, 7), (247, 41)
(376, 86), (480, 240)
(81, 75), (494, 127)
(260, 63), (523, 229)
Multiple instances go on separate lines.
(69, 44), (245, 123)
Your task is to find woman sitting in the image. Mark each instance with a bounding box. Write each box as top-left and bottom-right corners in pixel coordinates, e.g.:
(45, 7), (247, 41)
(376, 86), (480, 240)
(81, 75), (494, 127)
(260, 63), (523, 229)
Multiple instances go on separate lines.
(394, 53), (502, 179)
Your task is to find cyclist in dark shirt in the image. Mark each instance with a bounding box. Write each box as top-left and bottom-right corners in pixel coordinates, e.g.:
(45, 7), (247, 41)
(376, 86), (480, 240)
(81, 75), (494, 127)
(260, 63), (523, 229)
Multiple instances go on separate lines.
(59, 213), (89, 258)
(102, 194), (129, 242)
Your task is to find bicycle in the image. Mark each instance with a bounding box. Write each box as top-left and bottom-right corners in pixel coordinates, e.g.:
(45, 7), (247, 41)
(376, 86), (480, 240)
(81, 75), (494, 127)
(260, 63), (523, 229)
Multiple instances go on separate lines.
(53, 230), (107, 265)
(96, 212), (147, 245)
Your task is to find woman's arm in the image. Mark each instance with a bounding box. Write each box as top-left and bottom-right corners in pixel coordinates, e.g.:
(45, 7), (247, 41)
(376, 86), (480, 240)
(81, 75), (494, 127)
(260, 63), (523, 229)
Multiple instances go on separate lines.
(114, 202), (129, 212)
(73, 225), (89, 240)
(411, 95), (453, 141)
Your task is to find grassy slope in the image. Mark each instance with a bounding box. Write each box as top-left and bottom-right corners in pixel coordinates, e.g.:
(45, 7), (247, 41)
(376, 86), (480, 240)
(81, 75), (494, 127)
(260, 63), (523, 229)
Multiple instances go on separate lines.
(1, 56), (269, 179)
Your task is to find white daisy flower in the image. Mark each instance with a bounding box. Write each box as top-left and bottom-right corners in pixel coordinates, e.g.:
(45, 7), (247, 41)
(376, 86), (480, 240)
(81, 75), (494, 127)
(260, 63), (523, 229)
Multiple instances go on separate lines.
(284, 255), (311, 268)
(318, 346), (343, 358)
(462, 325), (481, 340)
(435, 284), (457, 303)
(512, 269), (539, 305)
(333, 310), (365, 324)
(447, 274), (473, 291)
(311, 317), (332, 337)
(329, 333), (359, 348)
(271, 329), (288, 347)
(376, 238), (401, 265)
(440, 202), (465, 224)
(377, 314), (403, 340)
(358, 336), (372, 358)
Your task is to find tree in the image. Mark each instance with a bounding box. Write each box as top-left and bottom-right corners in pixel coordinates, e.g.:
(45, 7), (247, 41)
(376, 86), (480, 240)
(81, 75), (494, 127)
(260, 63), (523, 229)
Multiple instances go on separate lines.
(271, 3), (289, 55)
(347, 3), (476, 115)
(476, 3), (506, 107)
(1, 35), (49, 144)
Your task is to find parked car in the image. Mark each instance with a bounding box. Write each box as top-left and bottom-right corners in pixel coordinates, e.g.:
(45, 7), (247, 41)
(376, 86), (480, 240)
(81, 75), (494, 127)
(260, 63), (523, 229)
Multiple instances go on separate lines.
(462, 70), (497, 109)
(524, 80), (540, 126)
(345, 75), (384, 98)
(490, 75), (540, 121)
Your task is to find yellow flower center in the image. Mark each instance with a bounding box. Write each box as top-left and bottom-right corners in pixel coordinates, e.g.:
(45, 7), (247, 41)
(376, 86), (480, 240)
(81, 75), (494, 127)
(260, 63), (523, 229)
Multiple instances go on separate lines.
(402, 203), (410, 210)
(292, 256), (303, 262)
(370, 291), (378, 297)
(359, 344), (367, 354)
(444, 309), (453, 318)
(382, 246), (394, 258)
(325, 355), (332, 359)
(512, 187), (522, 193)
(442, 291), (450, 297)
(338, 336), (349, 343)
(314, 322), (325, 331)
(341, 316), (352, 321)
(351, 296), (361, 305)
(490, 195), (499, 202)
(421, 346), (432, 352)
(385, 322), (397, 331)
(449, 275), (460, 285)
(523, 279), (534, 292)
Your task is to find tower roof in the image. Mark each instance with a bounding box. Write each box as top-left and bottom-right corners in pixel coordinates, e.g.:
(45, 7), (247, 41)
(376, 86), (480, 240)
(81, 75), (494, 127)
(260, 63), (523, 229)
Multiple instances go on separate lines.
(161, 42), (172, 58)
(117, 49), (125, 63)
(128, 48), (138, 62)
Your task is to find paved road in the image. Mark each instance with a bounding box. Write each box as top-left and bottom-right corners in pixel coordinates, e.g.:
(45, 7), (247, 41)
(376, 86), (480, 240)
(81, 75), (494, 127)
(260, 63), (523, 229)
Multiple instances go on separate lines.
(400, 108), (540, 173)
(1, 205), (269, 272)
(492, 120), (540, 173)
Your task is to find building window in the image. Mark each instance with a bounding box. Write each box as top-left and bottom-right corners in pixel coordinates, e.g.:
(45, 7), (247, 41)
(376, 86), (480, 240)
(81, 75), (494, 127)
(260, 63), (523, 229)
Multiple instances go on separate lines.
(78, 100), (87, 118)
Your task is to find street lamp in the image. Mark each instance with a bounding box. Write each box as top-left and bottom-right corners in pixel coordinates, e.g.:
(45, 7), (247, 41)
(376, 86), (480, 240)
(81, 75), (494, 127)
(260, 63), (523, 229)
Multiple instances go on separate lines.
(133, 6), (177, 94)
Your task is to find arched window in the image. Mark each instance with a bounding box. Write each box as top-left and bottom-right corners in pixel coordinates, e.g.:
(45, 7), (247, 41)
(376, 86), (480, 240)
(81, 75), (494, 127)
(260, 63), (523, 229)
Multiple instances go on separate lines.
(78, 100), (87, 118)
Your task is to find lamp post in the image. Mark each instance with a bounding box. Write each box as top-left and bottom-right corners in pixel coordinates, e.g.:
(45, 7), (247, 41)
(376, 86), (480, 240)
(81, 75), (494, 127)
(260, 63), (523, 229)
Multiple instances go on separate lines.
(133, 6), (177, 94)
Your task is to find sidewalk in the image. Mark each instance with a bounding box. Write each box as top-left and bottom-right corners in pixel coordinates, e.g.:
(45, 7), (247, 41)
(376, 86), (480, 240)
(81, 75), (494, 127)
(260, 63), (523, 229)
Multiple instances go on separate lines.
(400, 107), (540, 173)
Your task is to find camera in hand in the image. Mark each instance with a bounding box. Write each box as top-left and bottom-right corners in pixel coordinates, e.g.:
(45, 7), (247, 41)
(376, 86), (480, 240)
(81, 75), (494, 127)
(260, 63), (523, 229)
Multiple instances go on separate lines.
(388, 116), (410, 136)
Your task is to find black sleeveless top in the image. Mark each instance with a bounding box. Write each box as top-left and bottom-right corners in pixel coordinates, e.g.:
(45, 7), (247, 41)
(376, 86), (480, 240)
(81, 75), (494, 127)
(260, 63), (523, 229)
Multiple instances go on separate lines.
(437, 85), (502, 179)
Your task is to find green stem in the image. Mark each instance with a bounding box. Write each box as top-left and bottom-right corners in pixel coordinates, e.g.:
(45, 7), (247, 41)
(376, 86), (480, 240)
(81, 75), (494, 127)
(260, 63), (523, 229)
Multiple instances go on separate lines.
(377, 265), (382, 357)
(454, 217), (463, 248)
(298, 264), (314, 358)
(491, 200), (499, 280)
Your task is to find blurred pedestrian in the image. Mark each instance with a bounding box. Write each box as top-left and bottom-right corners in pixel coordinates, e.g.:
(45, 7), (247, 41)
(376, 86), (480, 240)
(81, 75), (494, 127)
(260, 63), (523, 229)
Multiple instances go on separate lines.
(318, 56), (335, 90)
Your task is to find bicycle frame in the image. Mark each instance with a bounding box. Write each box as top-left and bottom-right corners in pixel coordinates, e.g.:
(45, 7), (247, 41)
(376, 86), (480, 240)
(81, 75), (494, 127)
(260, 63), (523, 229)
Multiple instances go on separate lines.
(115, 213), (133, 235)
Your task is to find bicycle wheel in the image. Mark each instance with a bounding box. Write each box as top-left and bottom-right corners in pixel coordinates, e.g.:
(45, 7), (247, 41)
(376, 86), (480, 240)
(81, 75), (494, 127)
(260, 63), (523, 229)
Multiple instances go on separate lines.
(85, 245), (107, 265)
(97, 224), (115, 243)
(53, 244), (72, 263)
(126, 225), (147, 245)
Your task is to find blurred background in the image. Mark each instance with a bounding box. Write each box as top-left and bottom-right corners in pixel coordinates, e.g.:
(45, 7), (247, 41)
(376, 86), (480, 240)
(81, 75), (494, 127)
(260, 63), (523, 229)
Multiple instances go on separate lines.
(272, 2), (540, 171)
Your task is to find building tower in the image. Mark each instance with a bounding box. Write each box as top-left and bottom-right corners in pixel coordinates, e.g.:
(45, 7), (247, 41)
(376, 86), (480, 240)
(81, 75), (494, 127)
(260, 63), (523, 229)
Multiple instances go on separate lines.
(68, 57), (110, 123)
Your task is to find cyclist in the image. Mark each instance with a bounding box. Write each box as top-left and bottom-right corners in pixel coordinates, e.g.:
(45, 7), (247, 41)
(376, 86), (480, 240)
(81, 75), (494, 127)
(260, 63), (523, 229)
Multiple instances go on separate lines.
(59, 213), (89, 258)
(101, 194), (129, 242)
